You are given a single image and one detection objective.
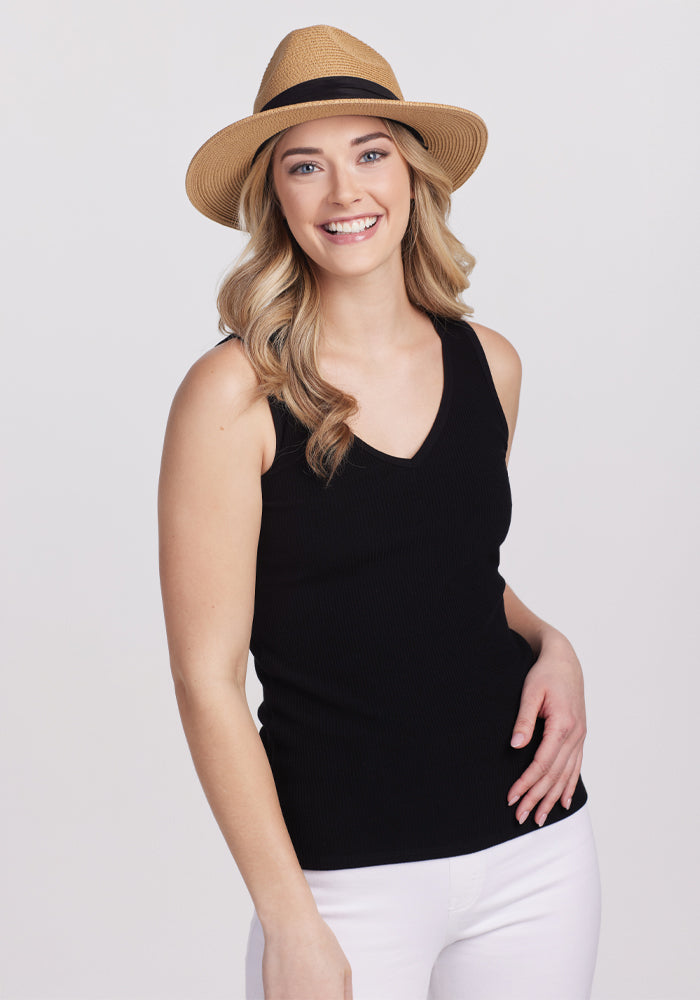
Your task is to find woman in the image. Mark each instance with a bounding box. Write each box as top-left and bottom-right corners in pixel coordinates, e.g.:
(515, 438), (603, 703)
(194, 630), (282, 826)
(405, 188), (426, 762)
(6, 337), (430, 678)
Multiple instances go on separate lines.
(159, 25), (601, 1000)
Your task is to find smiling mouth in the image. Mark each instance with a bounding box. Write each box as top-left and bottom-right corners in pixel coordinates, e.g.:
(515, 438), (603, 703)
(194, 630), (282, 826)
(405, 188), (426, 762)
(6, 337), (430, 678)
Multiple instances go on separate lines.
(321, 216), (379, 234)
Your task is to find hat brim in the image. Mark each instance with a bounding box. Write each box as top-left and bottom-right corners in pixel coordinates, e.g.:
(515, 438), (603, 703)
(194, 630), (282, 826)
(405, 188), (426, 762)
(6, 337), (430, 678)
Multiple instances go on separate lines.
(185, 99), (488, 230)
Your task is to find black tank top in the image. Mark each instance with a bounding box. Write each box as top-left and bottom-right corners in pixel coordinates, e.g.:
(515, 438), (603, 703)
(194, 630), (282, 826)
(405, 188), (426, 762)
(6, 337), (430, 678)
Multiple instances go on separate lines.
(226, 314), (587, 870)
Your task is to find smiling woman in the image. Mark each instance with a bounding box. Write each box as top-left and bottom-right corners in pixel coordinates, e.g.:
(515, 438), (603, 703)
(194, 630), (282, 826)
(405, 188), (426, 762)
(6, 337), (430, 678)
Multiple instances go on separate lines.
(214, 112), (476, 479)
(271, 118), (413, 273)
(161, 23), (601, 1000)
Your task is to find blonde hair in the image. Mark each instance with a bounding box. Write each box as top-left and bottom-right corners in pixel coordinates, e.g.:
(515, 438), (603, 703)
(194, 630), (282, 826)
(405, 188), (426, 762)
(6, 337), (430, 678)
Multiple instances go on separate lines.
(216, 118), (476, 485)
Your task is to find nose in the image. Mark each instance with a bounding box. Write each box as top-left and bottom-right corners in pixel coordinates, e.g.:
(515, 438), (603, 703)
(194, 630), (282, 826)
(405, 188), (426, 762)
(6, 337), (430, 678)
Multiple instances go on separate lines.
(327, 164), (362, 207)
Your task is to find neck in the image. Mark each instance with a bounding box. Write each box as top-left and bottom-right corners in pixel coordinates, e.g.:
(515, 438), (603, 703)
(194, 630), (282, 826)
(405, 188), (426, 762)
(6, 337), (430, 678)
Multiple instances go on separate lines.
(315, 256), (425, 361)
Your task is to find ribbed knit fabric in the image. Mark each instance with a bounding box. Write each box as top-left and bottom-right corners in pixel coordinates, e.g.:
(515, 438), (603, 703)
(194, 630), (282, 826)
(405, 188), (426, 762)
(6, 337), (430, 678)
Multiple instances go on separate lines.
(230, 314), (587, 870)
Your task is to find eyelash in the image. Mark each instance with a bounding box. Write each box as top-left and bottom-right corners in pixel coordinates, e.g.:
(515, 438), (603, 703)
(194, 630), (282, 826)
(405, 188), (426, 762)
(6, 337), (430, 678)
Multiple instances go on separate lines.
(288, 149), (389, 175)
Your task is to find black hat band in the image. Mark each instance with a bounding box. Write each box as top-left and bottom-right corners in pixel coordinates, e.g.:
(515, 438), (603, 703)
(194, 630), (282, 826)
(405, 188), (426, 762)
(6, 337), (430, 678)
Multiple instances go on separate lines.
(252, 75), (427, 163)
(261, 75), (400, 110)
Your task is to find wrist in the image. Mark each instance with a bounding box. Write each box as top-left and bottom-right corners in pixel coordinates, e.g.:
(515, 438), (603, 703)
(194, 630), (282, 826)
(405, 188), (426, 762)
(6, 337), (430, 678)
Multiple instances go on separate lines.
(538, 625), (575, 658)
(537, 623), (567, 652)
(258, 885), (320, 937)
(521, 621), (558, 659)
(261, 906), (324, 941)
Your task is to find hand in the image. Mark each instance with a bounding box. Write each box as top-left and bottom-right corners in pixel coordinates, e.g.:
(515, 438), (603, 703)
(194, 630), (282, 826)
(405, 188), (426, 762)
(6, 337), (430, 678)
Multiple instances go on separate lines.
(507, 630), (586, 827)
(263, 913), (353, 999)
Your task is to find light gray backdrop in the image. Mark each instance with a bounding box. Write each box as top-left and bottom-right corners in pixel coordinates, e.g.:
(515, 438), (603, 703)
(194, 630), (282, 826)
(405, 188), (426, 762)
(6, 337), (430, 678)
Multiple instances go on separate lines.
(2, 1), (698, 998)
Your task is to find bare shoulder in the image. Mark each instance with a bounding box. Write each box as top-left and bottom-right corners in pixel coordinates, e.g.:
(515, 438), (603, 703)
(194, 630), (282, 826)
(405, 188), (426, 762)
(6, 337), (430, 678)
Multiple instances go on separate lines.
(163, 335), (272, 478)
(170, 336), (260, 426)
(466, 319), (523, 462)
(466, 320), (523, 388)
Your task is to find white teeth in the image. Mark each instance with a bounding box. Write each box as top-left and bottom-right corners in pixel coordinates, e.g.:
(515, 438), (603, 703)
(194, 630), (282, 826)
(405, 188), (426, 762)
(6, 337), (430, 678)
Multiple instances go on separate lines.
(323, 216), (378, 234)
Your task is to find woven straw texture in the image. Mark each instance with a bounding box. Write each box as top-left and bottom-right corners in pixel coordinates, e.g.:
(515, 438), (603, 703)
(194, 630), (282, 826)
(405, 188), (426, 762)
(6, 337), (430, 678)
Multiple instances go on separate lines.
(185, 26), (488, 230)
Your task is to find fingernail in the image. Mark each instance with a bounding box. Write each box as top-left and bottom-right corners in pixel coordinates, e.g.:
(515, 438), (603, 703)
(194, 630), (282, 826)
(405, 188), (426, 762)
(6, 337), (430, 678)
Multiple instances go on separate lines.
(508, 794), (520, 806)
(511, 733), (525, 748)
(564, 797), (572, 810)
(518, 811), (529, 825)
(536, 813), (547, 827)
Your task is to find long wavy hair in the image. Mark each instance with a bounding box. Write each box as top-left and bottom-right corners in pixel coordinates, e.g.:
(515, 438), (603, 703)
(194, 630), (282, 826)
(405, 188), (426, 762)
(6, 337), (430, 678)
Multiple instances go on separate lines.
(216, 118), (476, 485)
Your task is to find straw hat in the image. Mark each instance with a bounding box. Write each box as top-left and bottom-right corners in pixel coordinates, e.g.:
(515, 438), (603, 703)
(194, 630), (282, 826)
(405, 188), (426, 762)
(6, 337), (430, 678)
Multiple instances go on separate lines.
(185, 25), (488, 230)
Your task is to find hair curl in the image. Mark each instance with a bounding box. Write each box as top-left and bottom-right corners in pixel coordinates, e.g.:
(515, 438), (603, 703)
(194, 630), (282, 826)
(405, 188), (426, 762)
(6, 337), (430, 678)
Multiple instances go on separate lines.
(216, 118), (476, 485)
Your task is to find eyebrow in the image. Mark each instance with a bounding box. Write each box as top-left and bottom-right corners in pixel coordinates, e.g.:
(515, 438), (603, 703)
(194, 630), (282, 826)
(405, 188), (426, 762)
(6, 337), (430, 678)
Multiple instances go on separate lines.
(279, 132), (393, 161)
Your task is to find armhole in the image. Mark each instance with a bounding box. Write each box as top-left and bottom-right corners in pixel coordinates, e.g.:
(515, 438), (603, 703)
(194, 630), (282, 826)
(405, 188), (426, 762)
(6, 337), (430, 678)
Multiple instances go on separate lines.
(261, 396), (285, 479)
(459, 319), (511, 448)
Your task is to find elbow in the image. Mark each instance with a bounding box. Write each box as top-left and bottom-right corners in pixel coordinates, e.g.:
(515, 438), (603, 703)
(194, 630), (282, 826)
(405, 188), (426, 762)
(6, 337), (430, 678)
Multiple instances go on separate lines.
(169, 656), (249, 710)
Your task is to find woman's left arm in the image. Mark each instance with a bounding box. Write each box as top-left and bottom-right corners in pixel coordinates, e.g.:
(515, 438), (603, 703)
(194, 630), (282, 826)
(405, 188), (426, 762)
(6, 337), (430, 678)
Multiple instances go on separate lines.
(467, 320), (587, 829)
(503, 583), (586, 827)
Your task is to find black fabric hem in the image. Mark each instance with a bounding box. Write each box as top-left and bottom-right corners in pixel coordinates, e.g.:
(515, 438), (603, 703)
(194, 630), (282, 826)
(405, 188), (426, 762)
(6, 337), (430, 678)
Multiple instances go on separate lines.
(297, 784), (588, 871)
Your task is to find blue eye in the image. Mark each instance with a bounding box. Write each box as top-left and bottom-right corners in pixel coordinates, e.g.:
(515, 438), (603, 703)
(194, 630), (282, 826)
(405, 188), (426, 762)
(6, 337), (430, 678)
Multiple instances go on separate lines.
(360, 149), (387, 163)
(290, 162), (318, 174)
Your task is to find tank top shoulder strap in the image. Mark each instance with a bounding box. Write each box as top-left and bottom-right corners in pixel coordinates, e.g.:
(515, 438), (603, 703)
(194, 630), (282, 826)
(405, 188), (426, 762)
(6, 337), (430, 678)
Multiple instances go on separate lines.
(215, 332), (242, 346)
(267, 393), (293, 441)
(444, 316), (510, 448)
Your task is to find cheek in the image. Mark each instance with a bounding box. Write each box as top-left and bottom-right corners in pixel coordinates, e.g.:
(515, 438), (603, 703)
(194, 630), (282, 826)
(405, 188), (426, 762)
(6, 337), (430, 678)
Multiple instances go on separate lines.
(385, 177), (413, 228)
(275, 185), (312, 229)
(283, 204), (314, 246)
(277, 196), (322, 256)
(381, 166), (412, 210)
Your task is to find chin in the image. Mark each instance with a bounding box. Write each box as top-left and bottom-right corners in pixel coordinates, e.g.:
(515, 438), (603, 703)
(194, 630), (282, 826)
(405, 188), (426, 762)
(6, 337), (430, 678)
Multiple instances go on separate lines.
(308, 244), (403, 282)
(318, 260), (393, 282)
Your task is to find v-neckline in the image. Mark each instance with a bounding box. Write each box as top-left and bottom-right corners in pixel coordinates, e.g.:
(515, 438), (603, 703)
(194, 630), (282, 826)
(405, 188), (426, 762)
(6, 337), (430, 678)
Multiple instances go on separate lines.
(350, 315), (452, 468)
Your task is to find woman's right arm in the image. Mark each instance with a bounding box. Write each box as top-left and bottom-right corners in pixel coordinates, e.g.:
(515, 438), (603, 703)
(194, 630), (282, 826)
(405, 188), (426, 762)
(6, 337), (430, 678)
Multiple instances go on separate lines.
(158, 340), (352, 999)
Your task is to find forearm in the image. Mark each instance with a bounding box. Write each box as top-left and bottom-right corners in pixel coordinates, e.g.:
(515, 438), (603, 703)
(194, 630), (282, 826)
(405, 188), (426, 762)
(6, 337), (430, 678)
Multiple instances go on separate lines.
(503, 582), (564, 657)
(173, 677), (319, 934)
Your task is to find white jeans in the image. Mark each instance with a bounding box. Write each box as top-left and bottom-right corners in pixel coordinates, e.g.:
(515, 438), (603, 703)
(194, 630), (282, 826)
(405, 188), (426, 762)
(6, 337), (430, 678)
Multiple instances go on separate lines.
(245, 803), (601, 1000)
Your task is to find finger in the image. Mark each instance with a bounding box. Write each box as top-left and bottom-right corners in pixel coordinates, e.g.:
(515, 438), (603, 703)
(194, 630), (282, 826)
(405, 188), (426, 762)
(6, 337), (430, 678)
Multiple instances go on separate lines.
(513, 752), (569, 824)
(530, 746), (581, 826)
(513, 737), (583, 824)
(561, 746), (584, 809)
(510, 687), (545, 749)
(506, 718), (575, 806)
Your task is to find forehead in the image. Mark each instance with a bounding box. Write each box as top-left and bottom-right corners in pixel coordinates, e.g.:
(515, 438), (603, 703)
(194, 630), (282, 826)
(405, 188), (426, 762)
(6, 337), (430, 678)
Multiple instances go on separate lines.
(275, 115), (390, 151)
